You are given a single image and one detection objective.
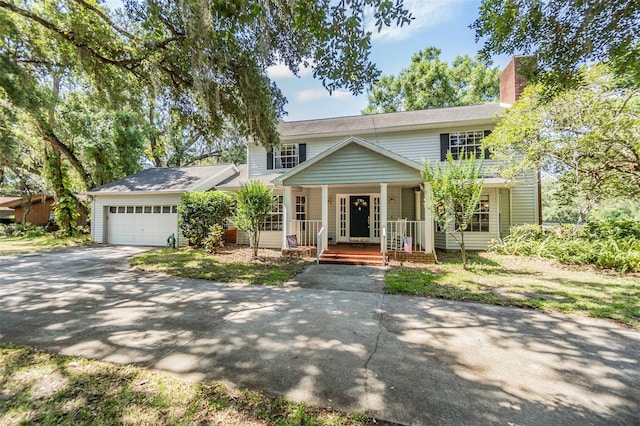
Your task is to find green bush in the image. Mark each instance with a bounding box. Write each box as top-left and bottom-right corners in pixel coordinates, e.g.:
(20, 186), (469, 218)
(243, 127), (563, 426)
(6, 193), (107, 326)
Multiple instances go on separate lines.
(178, 191), (234, 248)
(0, 224), (47, 238)
(491, 221), (640, 272)
(203, 224), (225, 254)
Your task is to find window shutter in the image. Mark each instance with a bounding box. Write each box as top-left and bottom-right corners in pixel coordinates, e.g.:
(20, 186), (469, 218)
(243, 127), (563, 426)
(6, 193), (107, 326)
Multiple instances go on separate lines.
(440, 134), (449, 161)
(267, 150), (274, 170)
(298, 143), (306, 163)
(483, 130), (491, 160)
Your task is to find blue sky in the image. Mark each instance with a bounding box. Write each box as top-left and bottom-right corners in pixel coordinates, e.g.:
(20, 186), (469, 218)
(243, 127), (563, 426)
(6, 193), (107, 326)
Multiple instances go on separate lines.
(271, 0), (511, 121)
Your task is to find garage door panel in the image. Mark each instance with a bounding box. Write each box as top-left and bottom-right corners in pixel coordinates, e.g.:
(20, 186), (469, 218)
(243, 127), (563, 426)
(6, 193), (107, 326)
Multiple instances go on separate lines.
(107, 211), (178, 246)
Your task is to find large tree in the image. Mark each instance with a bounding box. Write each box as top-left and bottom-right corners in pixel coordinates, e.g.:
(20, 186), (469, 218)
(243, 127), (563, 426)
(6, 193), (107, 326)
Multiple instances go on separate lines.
(363, 47), (500, 113)
(484, 65), (640, 223)
(472, 0), (640, 87)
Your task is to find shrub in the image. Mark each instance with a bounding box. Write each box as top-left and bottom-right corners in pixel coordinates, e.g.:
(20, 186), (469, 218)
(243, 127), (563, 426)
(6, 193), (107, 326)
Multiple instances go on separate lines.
(0, 224), (47, 238)
(492, 222), (640, 272)
(178, 191), (234, 248)
(203, 224), (225, 254)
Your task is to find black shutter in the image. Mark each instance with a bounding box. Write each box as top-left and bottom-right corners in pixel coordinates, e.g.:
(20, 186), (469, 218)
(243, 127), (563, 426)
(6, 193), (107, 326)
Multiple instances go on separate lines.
(267, 150), (274, 170)
(483, 130), (492, 160)
(440, 134), (449, 161)
(298, 143), (306, 164)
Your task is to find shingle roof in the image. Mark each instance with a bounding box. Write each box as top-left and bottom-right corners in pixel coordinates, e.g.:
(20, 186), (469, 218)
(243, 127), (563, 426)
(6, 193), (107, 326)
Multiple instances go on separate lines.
(277, 103), (505, 139)
(88, 165), (236, 194)
(217, 165), (281, 189)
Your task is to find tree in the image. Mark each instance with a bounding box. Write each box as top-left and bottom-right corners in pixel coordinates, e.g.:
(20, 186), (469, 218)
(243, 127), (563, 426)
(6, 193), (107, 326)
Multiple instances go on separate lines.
(234, 181), (275, 258)
(472, 0), (640, 87)
(363, 47), (500, 113)
(422, 152), (484, 268)
(178, 191), (234, 248)
(484, 65), (640, 223)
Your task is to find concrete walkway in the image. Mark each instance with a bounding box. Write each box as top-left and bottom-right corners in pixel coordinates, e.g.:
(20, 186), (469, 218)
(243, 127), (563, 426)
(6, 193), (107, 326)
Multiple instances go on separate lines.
(0, 246), (639, 425)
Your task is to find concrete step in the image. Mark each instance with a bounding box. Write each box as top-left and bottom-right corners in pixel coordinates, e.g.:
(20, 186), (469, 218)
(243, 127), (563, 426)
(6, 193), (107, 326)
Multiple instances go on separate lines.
(319, 252), (385, 266)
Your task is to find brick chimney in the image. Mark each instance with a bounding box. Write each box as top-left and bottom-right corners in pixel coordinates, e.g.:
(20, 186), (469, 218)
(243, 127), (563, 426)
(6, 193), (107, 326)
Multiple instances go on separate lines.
(500, 56), (530, 104)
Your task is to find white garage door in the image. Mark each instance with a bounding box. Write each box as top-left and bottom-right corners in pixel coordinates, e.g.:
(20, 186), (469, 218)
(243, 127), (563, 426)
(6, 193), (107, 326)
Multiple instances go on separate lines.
(107, 205), (178, 246)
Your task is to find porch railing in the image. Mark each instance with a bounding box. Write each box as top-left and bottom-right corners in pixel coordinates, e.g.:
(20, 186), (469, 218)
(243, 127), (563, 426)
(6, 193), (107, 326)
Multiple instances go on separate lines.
(316, 226), (326, 264)
(386, 220), (425, 253)
(290, 220), (322, 247)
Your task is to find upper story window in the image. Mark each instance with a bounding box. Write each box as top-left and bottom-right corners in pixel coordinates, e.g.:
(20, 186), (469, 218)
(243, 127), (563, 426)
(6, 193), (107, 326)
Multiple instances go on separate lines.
(440, 130), (490, 160)
(267, 143), (306, 170)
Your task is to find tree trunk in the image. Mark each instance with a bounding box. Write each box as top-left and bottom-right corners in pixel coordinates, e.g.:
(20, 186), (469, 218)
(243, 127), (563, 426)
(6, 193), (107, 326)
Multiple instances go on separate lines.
(460, 231), (467, 269)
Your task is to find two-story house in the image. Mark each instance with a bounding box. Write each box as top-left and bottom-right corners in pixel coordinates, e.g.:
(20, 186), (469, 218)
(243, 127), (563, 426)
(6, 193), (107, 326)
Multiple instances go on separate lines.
(89, 57), (539, 260)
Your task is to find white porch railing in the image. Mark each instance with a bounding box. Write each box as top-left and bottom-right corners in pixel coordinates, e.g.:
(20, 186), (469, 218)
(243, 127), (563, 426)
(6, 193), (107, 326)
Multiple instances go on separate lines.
(316, 226), (326, 264)
(290, 220), (322, 247)
(387, 220), (425, 253)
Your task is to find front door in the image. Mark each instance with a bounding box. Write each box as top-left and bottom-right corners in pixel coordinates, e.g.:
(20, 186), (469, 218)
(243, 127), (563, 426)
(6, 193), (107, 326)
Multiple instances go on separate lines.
(349, 196), (370, 240)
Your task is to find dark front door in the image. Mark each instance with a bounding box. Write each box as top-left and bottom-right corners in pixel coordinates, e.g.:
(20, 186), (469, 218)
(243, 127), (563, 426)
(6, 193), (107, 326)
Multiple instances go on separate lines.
(349, 196), (370, 239)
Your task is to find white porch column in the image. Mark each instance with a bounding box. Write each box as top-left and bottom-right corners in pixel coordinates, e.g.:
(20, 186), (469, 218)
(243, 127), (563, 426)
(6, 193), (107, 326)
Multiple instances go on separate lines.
(380, 183), (388, 252)
(282, 186), (293, 249)
(423, 183), (434, 254)
(496, 189), (501, 240)
(321, 185), (329, 249)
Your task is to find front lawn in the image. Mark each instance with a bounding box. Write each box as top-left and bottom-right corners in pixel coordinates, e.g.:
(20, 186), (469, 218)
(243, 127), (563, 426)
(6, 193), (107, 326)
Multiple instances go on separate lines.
(386, 251), (640, 328)
(0, 343), (369, 426)
(130, 247), (311, 286)
(0, 234), (92, 256)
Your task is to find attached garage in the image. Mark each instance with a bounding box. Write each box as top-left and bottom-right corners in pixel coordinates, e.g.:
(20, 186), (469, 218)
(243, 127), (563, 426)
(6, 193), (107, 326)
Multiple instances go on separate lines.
(89, 165), (239, 247)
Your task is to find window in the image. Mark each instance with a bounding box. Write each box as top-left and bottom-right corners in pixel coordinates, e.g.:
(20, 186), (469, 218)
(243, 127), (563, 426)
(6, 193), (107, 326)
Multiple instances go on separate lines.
(117, 206), (125, 214)
(162, 206), (171, 213)
(135, 206), (143, 213)
(296, 195), (306, 230)
(144, 206), (152, 213)
(262, 196), (283, 231)
(126, 206), (134, 213)
(456, 195), (490, 232)
(109, 206), (117, 213)
(153, 206), (161, 213)
(440, 131), (490, 160)
(267, 143), (306, 170)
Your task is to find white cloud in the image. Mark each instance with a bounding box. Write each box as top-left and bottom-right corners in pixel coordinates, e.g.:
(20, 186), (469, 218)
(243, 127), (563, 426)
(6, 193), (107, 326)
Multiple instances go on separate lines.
(267, 62), (313, 79)
(295, 89), (353, 102)
(367, 0), (468, 42)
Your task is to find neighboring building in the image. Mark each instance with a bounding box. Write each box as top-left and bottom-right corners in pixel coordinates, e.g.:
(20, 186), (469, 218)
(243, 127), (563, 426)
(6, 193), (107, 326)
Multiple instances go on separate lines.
(0, 196), (20, 221)
(88, 164), (239, 246)
(90, 57), (539, 255)
(0, 194), (89, 226)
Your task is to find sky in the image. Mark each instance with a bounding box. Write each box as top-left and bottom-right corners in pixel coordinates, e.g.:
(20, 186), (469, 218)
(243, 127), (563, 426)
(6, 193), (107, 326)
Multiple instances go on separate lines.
(269, 0), (511, 121)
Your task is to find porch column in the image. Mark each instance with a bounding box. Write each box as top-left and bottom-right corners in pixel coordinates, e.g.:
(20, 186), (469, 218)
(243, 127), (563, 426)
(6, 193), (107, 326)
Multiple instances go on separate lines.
(380, 183), (388, 252)
(423, 183), (434, 254)
(282, 186), (293, 249)
(321, 185), (329, 249)
(496, 189), (501, 240)
(415, 189), (422, 221)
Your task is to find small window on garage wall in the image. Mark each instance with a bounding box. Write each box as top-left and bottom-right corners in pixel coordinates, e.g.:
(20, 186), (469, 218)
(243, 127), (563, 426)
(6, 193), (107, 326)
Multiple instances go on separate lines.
(153, 206), (161, 213)
(117, 206), (125, 213)
(162, 206), (171, 213)
(144, 206), (152, 213)
(135, 206), (143, 213)
(109, 206), (117, 213)
(172, 206), (178, 213)
(126, 206), (134, 213)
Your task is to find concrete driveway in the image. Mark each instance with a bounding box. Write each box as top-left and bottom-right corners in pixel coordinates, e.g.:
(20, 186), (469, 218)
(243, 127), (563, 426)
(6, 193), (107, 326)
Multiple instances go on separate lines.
(0, 246), (639, 425)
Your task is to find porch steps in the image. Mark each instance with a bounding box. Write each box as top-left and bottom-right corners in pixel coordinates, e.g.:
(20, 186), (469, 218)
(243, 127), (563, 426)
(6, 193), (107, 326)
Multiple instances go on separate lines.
(319, 250), (385, 266)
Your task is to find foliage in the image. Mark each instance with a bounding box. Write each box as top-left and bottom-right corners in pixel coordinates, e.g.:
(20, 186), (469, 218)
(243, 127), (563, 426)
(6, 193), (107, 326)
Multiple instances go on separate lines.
(234, 180), (275, 258)
(178, 191), (233, 248)
(422, 152), (484, 268)
(131, 247), (309, 286)
(490, 222), (640, 272)
(203, 224), (225, 254)
(472, 0), (640, 88)
(0, 343), (370, 426)
(485, 65), (640, 222)
(385, 251), (640, 328)
(0, 223), (46, 238)
(363, 47), (500, 113)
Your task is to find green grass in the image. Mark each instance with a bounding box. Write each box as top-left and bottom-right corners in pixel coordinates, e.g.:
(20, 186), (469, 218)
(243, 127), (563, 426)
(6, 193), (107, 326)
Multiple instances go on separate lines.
(386, 251), (640, 328)
(130, 247), (311, 286)
(0, 343), (370, 426)
(0, 234), (92, 256)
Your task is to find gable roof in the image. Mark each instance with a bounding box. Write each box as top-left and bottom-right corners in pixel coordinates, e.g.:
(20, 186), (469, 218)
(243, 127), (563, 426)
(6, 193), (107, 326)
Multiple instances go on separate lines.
(273, 136), (422, 186)
(0, 194), (52, 208)
(278, 103), (505, 140)
(88, 164), (238, 194)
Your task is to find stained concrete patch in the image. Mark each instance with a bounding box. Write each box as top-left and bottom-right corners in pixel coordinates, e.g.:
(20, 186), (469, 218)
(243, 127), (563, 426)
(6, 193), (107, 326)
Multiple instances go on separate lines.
(286, 264), (386, 293)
